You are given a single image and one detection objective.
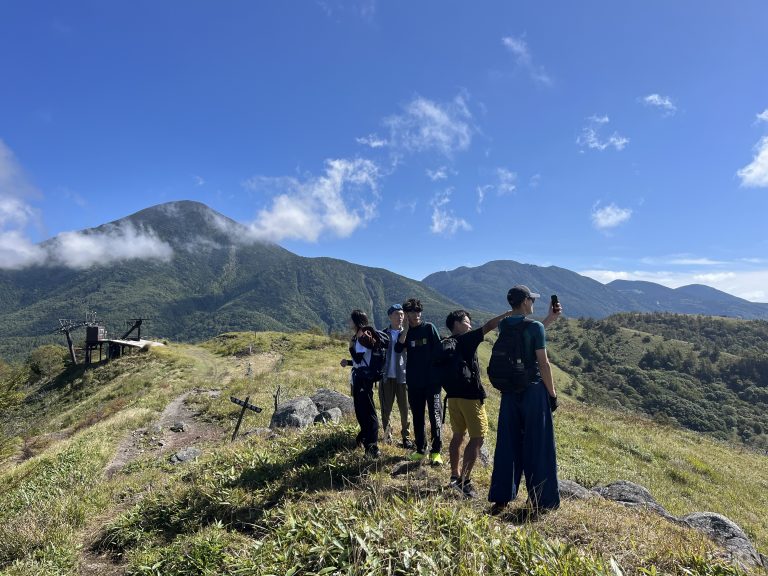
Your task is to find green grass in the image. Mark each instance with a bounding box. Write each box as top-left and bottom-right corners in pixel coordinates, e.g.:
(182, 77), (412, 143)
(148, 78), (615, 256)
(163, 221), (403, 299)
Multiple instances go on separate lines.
(1, 331), (766, 575)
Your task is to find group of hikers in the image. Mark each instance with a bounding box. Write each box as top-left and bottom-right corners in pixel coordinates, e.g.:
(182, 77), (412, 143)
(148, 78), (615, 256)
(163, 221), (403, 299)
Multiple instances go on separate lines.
(340, 285), (563, 514)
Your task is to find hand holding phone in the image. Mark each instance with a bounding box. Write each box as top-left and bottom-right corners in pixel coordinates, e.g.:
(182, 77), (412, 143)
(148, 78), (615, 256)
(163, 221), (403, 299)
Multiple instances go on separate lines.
(551, 294), (561, 315)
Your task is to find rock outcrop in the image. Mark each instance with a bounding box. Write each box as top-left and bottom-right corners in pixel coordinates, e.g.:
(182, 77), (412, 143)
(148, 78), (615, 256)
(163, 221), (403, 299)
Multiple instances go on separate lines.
(559, 479), (764, 571)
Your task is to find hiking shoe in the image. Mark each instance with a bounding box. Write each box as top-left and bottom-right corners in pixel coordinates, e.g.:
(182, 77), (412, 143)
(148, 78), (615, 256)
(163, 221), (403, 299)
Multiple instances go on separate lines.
(449, 475), (461, 487)
(408, 451), (426, 462)
(428, 452), (443, 466)
(460, 481), (477, 499)
(401, 438), (415, 450)
(489, 502), (508, 516)
(365, 444), (380, 459)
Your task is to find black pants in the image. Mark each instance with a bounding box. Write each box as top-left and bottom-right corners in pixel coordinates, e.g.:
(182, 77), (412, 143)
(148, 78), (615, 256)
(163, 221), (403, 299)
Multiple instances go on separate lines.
(352, 373), (379, 448)
(408, 385), (442, 454)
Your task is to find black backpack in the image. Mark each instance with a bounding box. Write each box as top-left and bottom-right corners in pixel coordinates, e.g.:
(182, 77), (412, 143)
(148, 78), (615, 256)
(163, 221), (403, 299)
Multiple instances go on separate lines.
(435, 336), (474, 398)
(352, 328), (390, 382)
(487, 319), (536, 393)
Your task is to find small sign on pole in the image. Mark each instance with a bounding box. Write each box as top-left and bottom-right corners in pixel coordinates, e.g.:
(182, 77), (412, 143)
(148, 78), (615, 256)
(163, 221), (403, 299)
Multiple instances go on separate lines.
(230, 395), (263, 442)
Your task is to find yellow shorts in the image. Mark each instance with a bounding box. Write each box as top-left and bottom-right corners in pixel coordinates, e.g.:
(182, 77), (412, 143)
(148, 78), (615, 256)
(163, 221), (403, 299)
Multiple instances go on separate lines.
(448, 398), (488, 439)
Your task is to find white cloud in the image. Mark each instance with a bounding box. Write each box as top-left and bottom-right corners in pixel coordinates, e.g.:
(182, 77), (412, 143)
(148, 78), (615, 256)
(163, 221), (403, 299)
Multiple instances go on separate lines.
(193, 175), (205, 187)
(0, 230), (46, 269)
(501, 35), (552, 86)
(0, 139), (40, 200)
(587, 114), (610, 124)
(642, 93), (677, 116)
(0, 139), (46, 269)
(577, 116), (629, 152)
(356, 134), (388, 149)
(382, 94), (474, 158)
(475, 168), (517, 212)
(737, 136), (768, 188)
(476, 184), (492, 213)
(640, 255), (727, 266)
(426, 166), (450, 181)
(430, 190), (471, 236)
(591, 203), (632, 230)
(496, 168), (517, 195)
(1, 222), (175, 271)
(756, 109), (768, 123)
(243, 158), (380, 242)
(0, 196), (36, 229)
(48, 223), (174, 269)
(692, 272), (736, 283)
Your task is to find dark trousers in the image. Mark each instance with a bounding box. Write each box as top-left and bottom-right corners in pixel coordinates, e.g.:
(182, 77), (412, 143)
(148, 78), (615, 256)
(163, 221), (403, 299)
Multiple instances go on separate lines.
(408, 385), (442, 454)
(352, 374), (379, 448)
(488, 381), (560, 510)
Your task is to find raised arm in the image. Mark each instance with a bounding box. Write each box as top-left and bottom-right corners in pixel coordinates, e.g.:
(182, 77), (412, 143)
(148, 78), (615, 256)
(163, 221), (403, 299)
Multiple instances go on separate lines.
(481, 310), (515, 335)
(542, 300), (563, 328)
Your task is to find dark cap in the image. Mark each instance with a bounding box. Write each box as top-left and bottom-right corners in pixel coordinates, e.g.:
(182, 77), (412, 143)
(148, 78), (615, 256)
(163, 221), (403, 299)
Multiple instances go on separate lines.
(507, 285), (541, 306)
(387, 304), (403, 316)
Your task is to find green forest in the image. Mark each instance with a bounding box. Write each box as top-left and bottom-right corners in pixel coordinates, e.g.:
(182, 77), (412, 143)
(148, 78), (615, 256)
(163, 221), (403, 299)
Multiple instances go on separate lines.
(546, 313), (768, 450)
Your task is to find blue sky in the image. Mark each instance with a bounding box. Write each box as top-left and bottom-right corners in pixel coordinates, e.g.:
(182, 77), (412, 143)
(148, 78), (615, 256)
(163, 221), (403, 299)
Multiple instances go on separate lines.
(2, 1), (768, 301)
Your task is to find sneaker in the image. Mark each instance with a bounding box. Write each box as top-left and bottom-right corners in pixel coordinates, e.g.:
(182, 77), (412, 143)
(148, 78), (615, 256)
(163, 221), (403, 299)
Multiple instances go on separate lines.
(428, 452), (443, 466)
(489, 502), (508, 516)
(449, 475), (461, 487)
(401, 438), (415, 450)
(408, 451), (426, 462)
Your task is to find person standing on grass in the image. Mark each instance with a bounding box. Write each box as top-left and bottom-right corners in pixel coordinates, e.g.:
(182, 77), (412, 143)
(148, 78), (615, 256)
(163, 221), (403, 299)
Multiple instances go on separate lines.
(395, 298), (443, 464)
(444, 308), (516, 498)
(488, 285), (562, 515)
(340, 309), (388, 459)
(380, 304), (413, 449)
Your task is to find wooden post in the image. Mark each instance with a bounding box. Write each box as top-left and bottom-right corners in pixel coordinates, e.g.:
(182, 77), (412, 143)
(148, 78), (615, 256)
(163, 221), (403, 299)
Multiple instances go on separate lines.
(231, 395), (250, 442)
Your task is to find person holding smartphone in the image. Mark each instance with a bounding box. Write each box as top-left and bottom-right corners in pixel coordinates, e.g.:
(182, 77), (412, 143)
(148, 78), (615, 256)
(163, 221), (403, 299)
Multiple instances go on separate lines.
(488, 285), (563, 515)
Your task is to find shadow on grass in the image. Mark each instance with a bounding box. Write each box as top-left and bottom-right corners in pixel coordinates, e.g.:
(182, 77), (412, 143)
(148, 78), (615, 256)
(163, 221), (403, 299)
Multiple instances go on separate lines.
(97, 427), (385, 553)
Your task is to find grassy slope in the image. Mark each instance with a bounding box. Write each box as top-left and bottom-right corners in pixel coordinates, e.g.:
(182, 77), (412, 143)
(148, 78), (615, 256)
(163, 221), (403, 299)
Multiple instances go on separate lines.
(0, 332), (766, 575)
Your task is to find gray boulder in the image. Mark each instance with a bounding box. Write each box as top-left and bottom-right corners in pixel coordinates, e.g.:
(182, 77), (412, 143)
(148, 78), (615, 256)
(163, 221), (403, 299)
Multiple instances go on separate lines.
(311, 388), (354, 415)
(170, 447), (202, 464)
(559, 479), (596, 500)
(314, 407), (343, 424)
(170, 421), (186, 432)
(270, 396), (319, 428)
(592, 480), (670, 517)
(681, 512), (763, 570)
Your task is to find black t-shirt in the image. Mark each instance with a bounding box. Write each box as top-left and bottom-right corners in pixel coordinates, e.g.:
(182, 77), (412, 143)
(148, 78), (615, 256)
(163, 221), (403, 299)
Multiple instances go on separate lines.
(454, 327), (486, 400)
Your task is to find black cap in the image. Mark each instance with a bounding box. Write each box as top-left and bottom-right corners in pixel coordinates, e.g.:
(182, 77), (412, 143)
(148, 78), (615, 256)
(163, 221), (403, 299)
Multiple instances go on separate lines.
(507, 285), (541, 306)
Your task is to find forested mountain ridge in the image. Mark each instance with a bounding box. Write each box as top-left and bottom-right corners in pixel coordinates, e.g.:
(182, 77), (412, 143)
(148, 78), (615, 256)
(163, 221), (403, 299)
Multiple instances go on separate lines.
(3, 200), (768, 365)
(546, 313), (768, 450)
(423, 261), (768, 320)
(0, 201), (464, 361)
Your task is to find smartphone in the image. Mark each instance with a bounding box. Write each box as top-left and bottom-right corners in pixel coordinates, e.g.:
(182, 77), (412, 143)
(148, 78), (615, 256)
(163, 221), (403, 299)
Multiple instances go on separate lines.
(551, 294), (559, 310)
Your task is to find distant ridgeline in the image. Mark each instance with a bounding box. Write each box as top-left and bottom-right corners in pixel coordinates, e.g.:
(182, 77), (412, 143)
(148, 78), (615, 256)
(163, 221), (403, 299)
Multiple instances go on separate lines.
(546, 313), (768, 451)
(2, 201), (768, 363)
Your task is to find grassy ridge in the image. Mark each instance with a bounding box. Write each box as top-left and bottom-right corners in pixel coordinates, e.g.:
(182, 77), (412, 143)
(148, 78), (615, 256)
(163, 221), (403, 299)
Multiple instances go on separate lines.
(0, 332), (766, 575)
